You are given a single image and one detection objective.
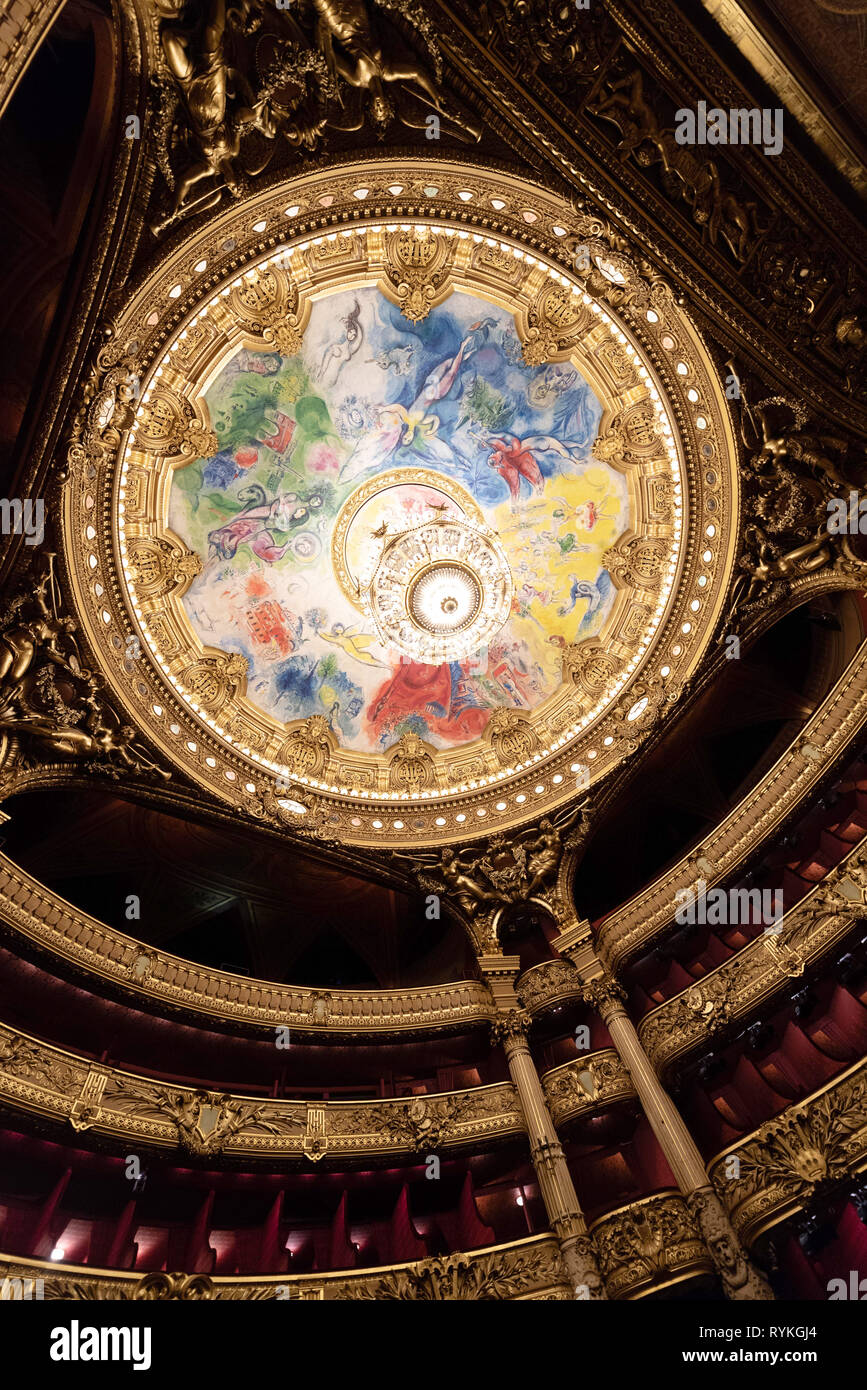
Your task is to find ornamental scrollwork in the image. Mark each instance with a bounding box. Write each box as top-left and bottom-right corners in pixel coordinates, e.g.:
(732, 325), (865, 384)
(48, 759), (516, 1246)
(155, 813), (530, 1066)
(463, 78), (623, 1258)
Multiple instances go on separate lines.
(639, 855), (865, 1075)
(338, 1245), (567, 1300)
(515, 959), (584, 1013)
(711, 1064), (867, 1231)
(591, 1193), (711, 1299)
(729, 384), (867, 617)
(409, 802), (594, 931)
(542, 1051), (635, 1126)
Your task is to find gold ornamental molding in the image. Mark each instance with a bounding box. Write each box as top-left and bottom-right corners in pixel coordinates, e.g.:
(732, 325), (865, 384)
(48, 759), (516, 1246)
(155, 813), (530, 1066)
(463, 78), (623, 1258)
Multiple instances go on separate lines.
(0, 1021), (638, 1161)
(0, 0), (66, 120)
(589, 1190), (714, 1299)
(0, 1020), (526, 1162)
(702, 0), (867, 201)
(0, 851), (494, 1036)
(516, 958), (585, 1015)
(541, 1049), (636, 1128)
(0, 1235), (570, 1300)
(708, 1060), (867, 1249)
(61, 157), (740, 850)
(638, 841), (867, 1078)
(592, 638), (867, 973)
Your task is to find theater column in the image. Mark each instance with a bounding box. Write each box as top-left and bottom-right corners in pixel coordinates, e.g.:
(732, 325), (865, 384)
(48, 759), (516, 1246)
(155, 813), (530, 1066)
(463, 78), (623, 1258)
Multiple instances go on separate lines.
(584, 976), (774, 1301)
(489, 1006), (606, 1298)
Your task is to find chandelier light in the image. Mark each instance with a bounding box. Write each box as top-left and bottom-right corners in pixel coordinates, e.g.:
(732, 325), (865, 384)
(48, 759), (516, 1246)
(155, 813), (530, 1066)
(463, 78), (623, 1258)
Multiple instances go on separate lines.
(364, 516), (513, 665)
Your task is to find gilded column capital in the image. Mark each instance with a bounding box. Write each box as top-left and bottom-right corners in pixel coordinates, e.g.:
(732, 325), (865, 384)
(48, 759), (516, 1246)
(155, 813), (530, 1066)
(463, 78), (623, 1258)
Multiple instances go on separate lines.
(581, 975), (628, 1020)
(489, 1008), (532, 1051)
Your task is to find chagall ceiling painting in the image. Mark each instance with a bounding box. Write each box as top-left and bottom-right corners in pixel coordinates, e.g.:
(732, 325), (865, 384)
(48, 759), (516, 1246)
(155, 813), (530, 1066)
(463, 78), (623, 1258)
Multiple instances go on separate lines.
(3, 0), (867, 1325)
(169, 286), (626, 752)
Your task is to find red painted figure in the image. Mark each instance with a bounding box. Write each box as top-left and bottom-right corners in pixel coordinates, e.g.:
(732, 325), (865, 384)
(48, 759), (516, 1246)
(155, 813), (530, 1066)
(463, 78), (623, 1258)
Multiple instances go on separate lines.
(486, 435), (544, 501)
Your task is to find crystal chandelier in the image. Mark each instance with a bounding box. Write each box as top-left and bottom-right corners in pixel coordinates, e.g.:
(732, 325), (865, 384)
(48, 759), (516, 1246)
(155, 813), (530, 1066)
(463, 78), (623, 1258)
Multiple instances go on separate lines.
(363, 516), (513, 665)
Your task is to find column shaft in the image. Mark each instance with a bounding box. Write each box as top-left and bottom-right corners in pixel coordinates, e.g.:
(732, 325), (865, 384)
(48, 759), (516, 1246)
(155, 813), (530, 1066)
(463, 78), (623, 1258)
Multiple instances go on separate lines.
(596, 994), (773, 1300)
(500, 1026), (606, 1299)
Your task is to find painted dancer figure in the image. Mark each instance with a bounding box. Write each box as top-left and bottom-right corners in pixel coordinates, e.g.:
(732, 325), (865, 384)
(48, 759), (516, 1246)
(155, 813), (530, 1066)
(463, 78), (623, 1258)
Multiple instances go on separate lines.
(338, 336), (476, 485)
(316, 299), (364, 381)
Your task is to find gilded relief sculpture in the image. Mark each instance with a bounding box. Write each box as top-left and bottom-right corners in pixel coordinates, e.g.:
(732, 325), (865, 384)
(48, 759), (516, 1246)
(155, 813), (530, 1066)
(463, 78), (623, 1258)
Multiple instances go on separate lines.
(153, 0), (479, 229)
(406, 801), (594, 952)
(2, 0), (866, 1316)
(588, 65), (769, 264)
(728, 372), (867, 613)
(0, 558), (170, 788)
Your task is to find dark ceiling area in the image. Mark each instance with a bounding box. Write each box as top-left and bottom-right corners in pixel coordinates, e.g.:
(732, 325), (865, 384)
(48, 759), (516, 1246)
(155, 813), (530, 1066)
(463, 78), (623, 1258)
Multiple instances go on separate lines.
(2, 789), (472, 989)
(0, 0), (115, 479)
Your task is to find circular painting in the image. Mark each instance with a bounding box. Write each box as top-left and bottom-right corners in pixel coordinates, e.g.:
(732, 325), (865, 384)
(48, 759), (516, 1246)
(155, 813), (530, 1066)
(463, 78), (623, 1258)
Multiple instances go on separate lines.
(168, 285), (628, 754)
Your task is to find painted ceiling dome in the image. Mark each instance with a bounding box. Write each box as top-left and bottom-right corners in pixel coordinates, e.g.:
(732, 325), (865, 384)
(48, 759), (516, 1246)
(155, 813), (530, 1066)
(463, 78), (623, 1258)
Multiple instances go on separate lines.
(168, 285), (627, 755)
(67, 161), (739, 846)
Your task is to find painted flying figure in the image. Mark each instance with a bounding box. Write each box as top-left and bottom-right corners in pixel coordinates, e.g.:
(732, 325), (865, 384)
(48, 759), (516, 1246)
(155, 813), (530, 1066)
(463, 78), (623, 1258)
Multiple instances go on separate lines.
(337, 335), (477, 485)
(207, 485), (325, 563)
(368, 344), (416, 376)
(316, 299), (364, 381)
(473, 431), (584, 506)
(557, 570), (613, 632)
(319, 622), (388, 668)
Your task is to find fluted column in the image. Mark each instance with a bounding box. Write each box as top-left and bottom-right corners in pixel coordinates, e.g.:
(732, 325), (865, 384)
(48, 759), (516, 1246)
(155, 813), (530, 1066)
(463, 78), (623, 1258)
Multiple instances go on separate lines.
(491, 1010), (606, 1299)
(585, 978), (774, 1300)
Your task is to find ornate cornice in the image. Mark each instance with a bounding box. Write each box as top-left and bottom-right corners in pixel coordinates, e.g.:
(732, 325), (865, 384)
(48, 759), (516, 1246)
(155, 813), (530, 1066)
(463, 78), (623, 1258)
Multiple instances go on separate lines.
(589, 1190), (714, 1299)
(0, 1021), (524, 1162)
(0, 1234), (570, 1300)
(596, 638), (867, 972)
(701, 0), (867, 200)
(708, 1060), (867, 1248)
(439, 2), (867, 425)
(0, 0), (65, 119)
(638, 842), (867, 1077)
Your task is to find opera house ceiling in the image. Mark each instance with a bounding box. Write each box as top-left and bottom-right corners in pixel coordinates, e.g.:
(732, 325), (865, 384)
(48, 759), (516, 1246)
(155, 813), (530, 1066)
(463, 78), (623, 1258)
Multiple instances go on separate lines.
(0, 0), (865, 1351)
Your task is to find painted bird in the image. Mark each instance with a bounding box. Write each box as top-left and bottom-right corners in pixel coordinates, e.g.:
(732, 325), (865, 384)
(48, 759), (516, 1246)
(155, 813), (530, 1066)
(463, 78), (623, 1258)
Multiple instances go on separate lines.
(558, 570), (613, 632)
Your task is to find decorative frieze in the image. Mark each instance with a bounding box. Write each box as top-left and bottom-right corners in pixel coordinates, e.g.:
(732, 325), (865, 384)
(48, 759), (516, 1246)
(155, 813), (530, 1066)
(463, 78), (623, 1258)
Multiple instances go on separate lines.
(638, 846), (867, 1076)
(0, 1235), (570, 1301)
(590, 1192), (713, 1299)
(0, 1023), (525, 1162)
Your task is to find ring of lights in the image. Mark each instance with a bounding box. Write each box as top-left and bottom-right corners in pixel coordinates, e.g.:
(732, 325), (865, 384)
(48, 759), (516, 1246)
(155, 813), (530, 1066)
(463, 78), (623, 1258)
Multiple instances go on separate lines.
(62, 158), (740, 848)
